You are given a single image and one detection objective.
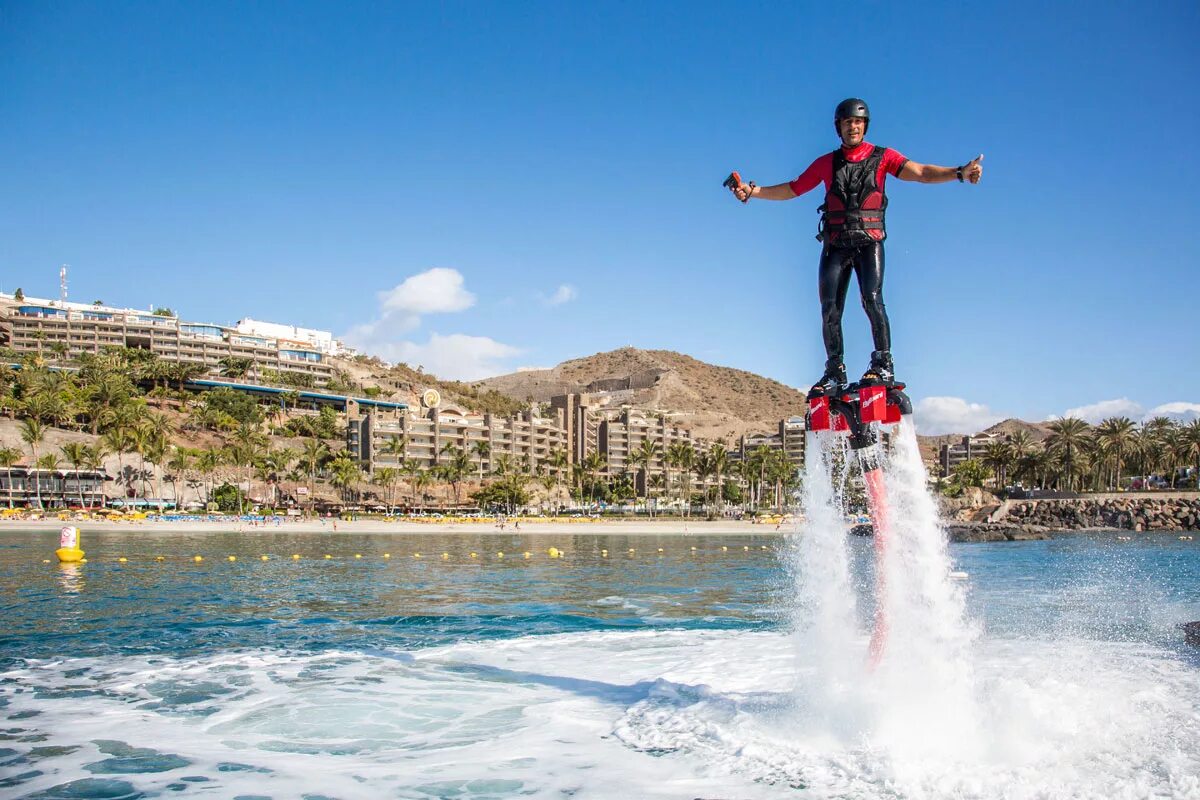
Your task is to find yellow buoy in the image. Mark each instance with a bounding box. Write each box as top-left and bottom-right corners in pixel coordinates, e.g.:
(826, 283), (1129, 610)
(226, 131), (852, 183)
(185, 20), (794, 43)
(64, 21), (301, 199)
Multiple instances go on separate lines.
(548, 547), (560, 558)
(524, 551), (531, 559)
(228, 556), (237, 562)
(118, 557), (128, 563)
(470, 552), (478, 558)
(413, 553), (421, 558)
(324, 554), (332, 559)
(193, 555), (203, 563)
(55, 525), (85, 563)
(601, 549), (608, 556)
(497, 552), (504, 558)
(355, 554), (362, 559)
(292, 554), (301, 560)
(442, 552), (450, 559)
(383, 553), (391, 559)
(155, 555), (165, 562)
(260, 555), (269, 561)
(628, 548), (635, 554)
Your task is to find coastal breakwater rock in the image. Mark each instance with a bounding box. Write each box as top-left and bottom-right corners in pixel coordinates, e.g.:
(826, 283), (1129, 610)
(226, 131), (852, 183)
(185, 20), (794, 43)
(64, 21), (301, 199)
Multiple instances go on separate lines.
(1003, 497), (1200, 532)
(946, 522), (1050, 543)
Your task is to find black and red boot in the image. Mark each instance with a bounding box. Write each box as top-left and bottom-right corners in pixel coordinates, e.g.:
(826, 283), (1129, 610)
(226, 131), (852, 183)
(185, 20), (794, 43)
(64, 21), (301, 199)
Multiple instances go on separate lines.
(809, 360), (847, 398)
(860, 350), (896, 386)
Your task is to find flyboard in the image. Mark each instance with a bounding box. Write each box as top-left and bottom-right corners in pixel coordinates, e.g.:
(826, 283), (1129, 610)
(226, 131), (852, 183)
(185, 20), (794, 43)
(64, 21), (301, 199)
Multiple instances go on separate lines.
(806, 378), (912, 667)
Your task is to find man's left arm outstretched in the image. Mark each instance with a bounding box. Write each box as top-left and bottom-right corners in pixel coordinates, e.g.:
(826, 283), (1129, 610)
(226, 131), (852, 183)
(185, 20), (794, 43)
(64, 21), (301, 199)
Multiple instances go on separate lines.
(898, 154), (984, 184)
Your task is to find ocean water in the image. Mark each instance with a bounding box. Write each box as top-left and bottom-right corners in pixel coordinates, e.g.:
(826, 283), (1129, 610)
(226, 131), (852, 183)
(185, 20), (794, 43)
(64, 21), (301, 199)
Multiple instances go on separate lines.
(2, 525), (1199, 799)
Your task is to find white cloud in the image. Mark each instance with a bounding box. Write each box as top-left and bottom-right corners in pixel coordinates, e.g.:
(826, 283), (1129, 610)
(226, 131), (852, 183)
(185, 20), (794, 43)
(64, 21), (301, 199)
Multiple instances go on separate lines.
(1051, 398), (1145, 424)
(358, 267), (476, 332)
(1145, 401), (1200, 424)
(539, 284), (577, 306)
(913, 396), (1005, 436)
(380, 267), (475, 315)
(358, 333), (520, 381)
(1045, 398), (1200, 425)
(342, 269), (519, 379)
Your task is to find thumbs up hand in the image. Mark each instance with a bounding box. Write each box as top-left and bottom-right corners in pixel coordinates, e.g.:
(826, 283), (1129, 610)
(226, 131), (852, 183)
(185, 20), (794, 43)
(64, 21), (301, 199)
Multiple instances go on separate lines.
(964, 154), (984, 184)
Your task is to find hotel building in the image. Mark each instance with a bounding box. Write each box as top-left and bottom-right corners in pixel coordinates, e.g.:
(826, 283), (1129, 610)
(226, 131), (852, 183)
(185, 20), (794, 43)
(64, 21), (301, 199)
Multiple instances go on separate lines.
(736, 416), (807, 466)
(347, 392), (699, 481)
(0, 294), (334, 386)
(938, 431), (1010, 477)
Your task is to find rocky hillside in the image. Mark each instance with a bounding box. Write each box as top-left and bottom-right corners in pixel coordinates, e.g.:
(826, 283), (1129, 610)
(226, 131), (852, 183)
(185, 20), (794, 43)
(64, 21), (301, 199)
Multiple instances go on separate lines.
(330, 355), (527, 418)
(475, 347), (808, 442)
(985, 417), (1053, 441)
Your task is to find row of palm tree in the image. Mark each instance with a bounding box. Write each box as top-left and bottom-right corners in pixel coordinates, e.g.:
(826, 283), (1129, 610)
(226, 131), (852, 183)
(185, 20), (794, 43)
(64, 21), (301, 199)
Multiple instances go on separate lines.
(974, 416), (1200, 493)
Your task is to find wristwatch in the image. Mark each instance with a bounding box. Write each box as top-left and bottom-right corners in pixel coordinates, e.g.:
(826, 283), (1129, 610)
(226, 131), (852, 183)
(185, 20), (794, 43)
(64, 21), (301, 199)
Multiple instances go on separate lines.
(956, 166), (964, 183)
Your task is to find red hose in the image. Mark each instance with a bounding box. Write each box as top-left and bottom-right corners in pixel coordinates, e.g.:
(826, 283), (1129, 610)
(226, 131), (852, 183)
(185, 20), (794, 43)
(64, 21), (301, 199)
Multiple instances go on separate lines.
(864, 466), (890, 667)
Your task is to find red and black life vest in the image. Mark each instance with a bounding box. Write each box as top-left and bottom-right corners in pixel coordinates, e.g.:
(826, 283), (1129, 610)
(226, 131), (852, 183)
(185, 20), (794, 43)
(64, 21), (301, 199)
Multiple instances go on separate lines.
(818, 145), (888, 247)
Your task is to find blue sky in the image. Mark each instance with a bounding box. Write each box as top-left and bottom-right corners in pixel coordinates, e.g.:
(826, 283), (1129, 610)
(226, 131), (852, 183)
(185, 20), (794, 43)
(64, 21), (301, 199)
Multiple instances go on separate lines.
(2, 1), (1197, 433)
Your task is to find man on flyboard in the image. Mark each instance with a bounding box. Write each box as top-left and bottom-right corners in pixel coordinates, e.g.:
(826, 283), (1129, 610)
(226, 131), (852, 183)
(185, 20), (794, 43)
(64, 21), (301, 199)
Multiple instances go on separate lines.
(725, 98), (983, 396)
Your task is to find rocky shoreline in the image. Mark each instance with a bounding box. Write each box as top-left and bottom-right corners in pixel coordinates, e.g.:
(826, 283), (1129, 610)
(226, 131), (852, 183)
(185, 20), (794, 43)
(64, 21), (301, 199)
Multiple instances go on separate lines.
(1003, 497), (1200, 532)
(946, 522), (1051, 543)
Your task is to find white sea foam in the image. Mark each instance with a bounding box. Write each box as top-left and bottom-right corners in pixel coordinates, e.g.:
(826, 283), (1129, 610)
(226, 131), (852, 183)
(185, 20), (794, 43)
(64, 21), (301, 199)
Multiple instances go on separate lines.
(3, 629), (1198, 799)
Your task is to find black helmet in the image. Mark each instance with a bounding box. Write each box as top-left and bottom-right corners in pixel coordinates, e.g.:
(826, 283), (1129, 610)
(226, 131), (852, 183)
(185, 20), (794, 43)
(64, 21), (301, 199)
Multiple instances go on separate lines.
(834, 97), (870, 134)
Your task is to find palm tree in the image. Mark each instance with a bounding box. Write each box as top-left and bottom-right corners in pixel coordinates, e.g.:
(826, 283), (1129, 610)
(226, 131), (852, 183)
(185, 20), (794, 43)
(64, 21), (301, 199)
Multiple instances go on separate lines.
(981, 440), (1013, 489)
(372, 467), (401, 510)
(219, 357), (253, 381)
(328, 456), (362, 504)
(166, 449), (193, 510)
(19, 418), (46, 508)
(708, 442), (728, 515)
(441, 447), (473, 506)
(381, 436), (406, 465)
(1141, 417), (1175, 483)
(632, 440), (662, 515)
(472, 440), (491, 481)
(580, 451), (606, 503)
(411, 467), (434, 507)
(60, 442), (90, 508)
(36, 453), (60, 506)
(195, 448), (223, 508)
(171, 362), (210, 394)
(225, 440), (264, 514)
(492, 453), (515, 478)
(298, 439), (330, 515)
(0, 446), (22, 508)
(538, 472), (557, 512)
(101, 427), (135, 497)
(1045, 417), (1091, 492)
(1093, 416), (1137, 490)
(1182, 420), (1200, 490)
(667, 441), (696, 517)
(546, 448), (569, 510)
(83, 444), (106, 508)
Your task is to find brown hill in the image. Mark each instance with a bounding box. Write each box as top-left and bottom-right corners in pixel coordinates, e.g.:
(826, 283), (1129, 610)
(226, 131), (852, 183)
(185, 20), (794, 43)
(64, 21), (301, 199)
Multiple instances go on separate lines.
(984, 417), (1052, 441)
(475, 347), (808, 442)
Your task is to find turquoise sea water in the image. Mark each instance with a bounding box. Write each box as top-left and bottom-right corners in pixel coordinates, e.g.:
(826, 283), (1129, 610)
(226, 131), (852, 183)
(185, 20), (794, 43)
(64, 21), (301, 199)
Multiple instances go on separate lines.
(2, 529), (1199, 799)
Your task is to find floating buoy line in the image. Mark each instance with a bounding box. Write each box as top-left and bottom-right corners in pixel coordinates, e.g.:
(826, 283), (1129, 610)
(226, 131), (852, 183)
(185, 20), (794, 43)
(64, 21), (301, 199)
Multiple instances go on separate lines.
(46, 539), (780, 565)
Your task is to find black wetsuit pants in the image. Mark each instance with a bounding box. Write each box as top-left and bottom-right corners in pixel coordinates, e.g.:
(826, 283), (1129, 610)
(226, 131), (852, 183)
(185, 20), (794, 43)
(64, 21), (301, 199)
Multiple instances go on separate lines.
(818, 241), (891, 367)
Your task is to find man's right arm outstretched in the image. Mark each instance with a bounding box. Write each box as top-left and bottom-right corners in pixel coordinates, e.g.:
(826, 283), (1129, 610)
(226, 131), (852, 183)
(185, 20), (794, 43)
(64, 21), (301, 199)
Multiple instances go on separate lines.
(732, 182), (797, 202)
(728, 156), (823, 202)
